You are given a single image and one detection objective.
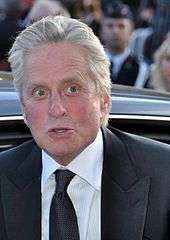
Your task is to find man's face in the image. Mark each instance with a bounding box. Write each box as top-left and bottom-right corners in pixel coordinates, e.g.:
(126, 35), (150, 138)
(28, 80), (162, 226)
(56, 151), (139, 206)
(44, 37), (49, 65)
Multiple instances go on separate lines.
(101, 18), (133, 53)
(161, 54), (170, 90)
(21, 42), (109, 165)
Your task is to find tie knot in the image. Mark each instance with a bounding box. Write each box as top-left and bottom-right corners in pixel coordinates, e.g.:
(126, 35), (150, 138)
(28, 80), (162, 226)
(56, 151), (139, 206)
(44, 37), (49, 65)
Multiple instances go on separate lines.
(54, 170), (75, 192)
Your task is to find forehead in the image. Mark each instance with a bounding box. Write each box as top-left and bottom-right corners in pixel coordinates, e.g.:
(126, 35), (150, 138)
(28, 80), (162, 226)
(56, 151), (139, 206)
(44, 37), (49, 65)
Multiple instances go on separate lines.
(165, 49), (170, 57)
(102, 17), (133, 27)
(24, 42), (89, 73)
(26, 42), (88, 65)
(23, 42), (93, 85)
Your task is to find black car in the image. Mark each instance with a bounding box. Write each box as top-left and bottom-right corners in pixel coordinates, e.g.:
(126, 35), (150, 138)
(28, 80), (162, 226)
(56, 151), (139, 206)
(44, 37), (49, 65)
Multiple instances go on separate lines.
(1, 78), (170, 152)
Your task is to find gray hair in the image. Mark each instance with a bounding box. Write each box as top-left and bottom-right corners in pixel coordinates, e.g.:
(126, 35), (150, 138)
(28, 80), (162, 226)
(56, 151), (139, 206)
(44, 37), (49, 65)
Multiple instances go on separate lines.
(8, 15), (112, 126)
(24, 0), (70, 26)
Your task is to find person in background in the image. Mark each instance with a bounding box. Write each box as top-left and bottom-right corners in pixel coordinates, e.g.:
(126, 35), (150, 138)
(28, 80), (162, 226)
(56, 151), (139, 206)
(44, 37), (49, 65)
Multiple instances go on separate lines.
(135, 0), (156, 29)
(20, 0), (35, 20)
(150, 38), (170, 91)
(0, 0), (25, 71)
(1, 15), (170, 240)
(23, 0), (70, 26)
(58, 0), (102, 37)
(129, 0), (156, 62)
(72, 0), (102, 37)
(0, 0), (8, 21)
(100, 0), (148, 88)
(143, 0), (170, 65)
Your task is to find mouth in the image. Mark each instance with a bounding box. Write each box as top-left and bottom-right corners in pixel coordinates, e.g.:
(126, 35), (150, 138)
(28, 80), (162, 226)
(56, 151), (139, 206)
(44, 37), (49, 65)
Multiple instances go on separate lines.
(47, 128), (74, 138)
(113, 37), (120, 41)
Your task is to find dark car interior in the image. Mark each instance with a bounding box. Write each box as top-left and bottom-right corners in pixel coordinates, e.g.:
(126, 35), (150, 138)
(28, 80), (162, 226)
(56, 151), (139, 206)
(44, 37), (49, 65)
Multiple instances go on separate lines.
(1, 116), (170, 153)
(1, 83), (170, 152)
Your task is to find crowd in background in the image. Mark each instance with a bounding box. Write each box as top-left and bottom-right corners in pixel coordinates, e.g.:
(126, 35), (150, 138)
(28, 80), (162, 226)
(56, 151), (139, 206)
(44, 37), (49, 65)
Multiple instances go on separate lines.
(0, 0), (170, 92)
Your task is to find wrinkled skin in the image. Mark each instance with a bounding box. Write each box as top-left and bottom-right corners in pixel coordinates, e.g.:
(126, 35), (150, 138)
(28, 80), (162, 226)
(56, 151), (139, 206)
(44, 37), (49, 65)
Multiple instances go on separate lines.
(22, 42), (109, 165)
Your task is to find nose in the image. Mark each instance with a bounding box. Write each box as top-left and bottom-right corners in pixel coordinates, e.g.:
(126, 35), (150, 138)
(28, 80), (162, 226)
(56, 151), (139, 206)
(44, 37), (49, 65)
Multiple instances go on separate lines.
(48, 93), (67, 118)
(112, 25), (119, 34)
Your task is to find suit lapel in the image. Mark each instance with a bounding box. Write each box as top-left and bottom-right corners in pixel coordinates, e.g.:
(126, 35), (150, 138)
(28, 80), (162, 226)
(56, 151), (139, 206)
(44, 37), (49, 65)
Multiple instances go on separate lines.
(1, 141), (42, 240)
(1, 130), (150, 240)
(101, 128), (150, 240)
(116, 55), (139, 86)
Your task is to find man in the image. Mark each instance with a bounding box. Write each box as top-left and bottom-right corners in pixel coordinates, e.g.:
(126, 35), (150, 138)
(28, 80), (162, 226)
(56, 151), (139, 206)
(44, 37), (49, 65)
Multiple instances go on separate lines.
(0, 0), (25, 71)
(0, 15), (170, 240)
(100, 0), (148, 87)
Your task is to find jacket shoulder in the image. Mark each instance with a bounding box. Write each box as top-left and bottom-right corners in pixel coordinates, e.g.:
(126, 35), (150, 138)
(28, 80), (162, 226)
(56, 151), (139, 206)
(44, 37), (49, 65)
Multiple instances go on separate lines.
(0, 140), (36, 172)
(107, 127), (170, 174)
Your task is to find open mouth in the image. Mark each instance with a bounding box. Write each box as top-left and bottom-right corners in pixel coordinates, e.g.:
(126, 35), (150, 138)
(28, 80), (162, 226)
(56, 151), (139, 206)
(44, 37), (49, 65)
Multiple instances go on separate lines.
(48, 128), (74, 138)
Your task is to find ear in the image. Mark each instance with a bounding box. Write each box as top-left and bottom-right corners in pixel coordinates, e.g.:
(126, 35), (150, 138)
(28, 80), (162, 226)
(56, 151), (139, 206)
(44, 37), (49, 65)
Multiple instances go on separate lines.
(20, 102), (29, 127)
(23, 112), (28, 126)
(100, 93), (110, 115)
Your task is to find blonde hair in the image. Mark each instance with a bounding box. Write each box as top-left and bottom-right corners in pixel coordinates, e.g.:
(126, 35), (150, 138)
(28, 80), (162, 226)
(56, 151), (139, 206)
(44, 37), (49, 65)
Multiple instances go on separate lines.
(9, 16), (112, 126)
(151, 38), (170, 91)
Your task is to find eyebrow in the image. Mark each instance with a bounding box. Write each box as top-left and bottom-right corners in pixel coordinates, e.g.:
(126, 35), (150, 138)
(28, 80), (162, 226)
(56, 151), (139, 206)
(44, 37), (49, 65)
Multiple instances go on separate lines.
(62, 78), (84, 85)
(59, 72), (89, 85)
(26, 83), (47, 90)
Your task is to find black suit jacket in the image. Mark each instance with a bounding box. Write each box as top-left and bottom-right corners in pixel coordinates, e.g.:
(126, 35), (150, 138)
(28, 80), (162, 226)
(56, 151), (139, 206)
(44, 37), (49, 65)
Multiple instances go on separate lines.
(111, 55), (140, 86)
(0, 127), (170, 240)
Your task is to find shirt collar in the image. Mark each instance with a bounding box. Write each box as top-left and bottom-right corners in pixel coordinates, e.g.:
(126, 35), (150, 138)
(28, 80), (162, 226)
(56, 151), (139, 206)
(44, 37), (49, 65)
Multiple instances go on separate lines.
(41, 129), (103, 191)
(106, 48), (130, 64)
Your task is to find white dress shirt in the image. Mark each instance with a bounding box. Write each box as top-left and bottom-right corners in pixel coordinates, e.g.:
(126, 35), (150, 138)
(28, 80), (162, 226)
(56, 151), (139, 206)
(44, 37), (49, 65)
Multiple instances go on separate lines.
(106, 48), (149, 87)
(41, 129), (103, 240)
(106, 48), (131, 77)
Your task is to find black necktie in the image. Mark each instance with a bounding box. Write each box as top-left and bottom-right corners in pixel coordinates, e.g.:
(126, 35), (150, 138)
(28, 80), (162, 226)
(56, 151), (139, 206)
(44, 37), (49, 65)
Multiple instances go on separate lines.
(49, 169), (80, 240)
(110, 60), (116, 83)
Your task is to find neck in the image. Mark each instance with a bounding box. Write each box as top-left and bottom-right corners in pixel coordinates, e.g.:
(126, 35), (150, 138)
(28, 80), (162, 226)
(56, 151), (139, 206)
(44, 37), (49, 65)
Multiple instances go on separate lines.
(108, 46), (125, 56)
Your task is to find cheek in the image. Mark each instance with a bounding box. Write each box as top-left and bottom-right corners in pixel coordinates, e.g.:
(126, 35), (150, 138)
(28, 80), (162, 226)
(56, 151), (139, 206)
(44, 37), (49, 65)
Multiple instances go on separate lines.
(68, 102), (89, 120)
(68, 98), (102, 124)
(162, 61), (170, 76)
(23, 103), (47, 126)
(124, 31), (131, 41)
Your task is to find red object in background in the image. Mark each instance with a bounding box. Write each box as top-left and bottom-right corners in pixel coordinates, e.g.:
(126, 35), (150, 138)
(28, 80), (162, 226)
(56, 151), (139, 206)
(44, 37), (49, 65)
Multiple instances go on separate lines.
(22, 0), (34, 8)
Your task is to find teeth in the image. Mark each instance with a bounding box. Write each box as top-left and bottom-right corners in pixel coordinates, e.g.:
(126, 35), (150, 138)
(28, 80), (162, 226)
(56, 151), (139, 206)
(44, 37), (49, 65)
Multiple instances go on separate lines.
(55, 129), (66, 133)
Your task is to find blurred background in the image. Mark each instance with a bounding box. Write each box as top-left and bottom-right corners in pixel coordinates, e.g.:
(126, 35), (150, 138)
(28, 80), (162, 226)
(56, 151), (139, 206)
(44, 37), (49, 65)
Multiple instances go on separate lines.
(0, 0), (170, 92)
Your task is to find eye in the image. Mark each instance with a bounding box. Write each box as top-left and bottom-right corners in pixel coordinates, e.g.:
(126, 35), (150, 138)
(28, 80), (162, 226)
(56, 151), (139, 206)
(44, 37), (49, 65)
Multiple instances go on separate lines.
(165, 56), (170, 62)
(118, 23), (125, 29)
(65, 85), (80, 95)
(106, 23), (113, 29)
(33, 88), (47, 98)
